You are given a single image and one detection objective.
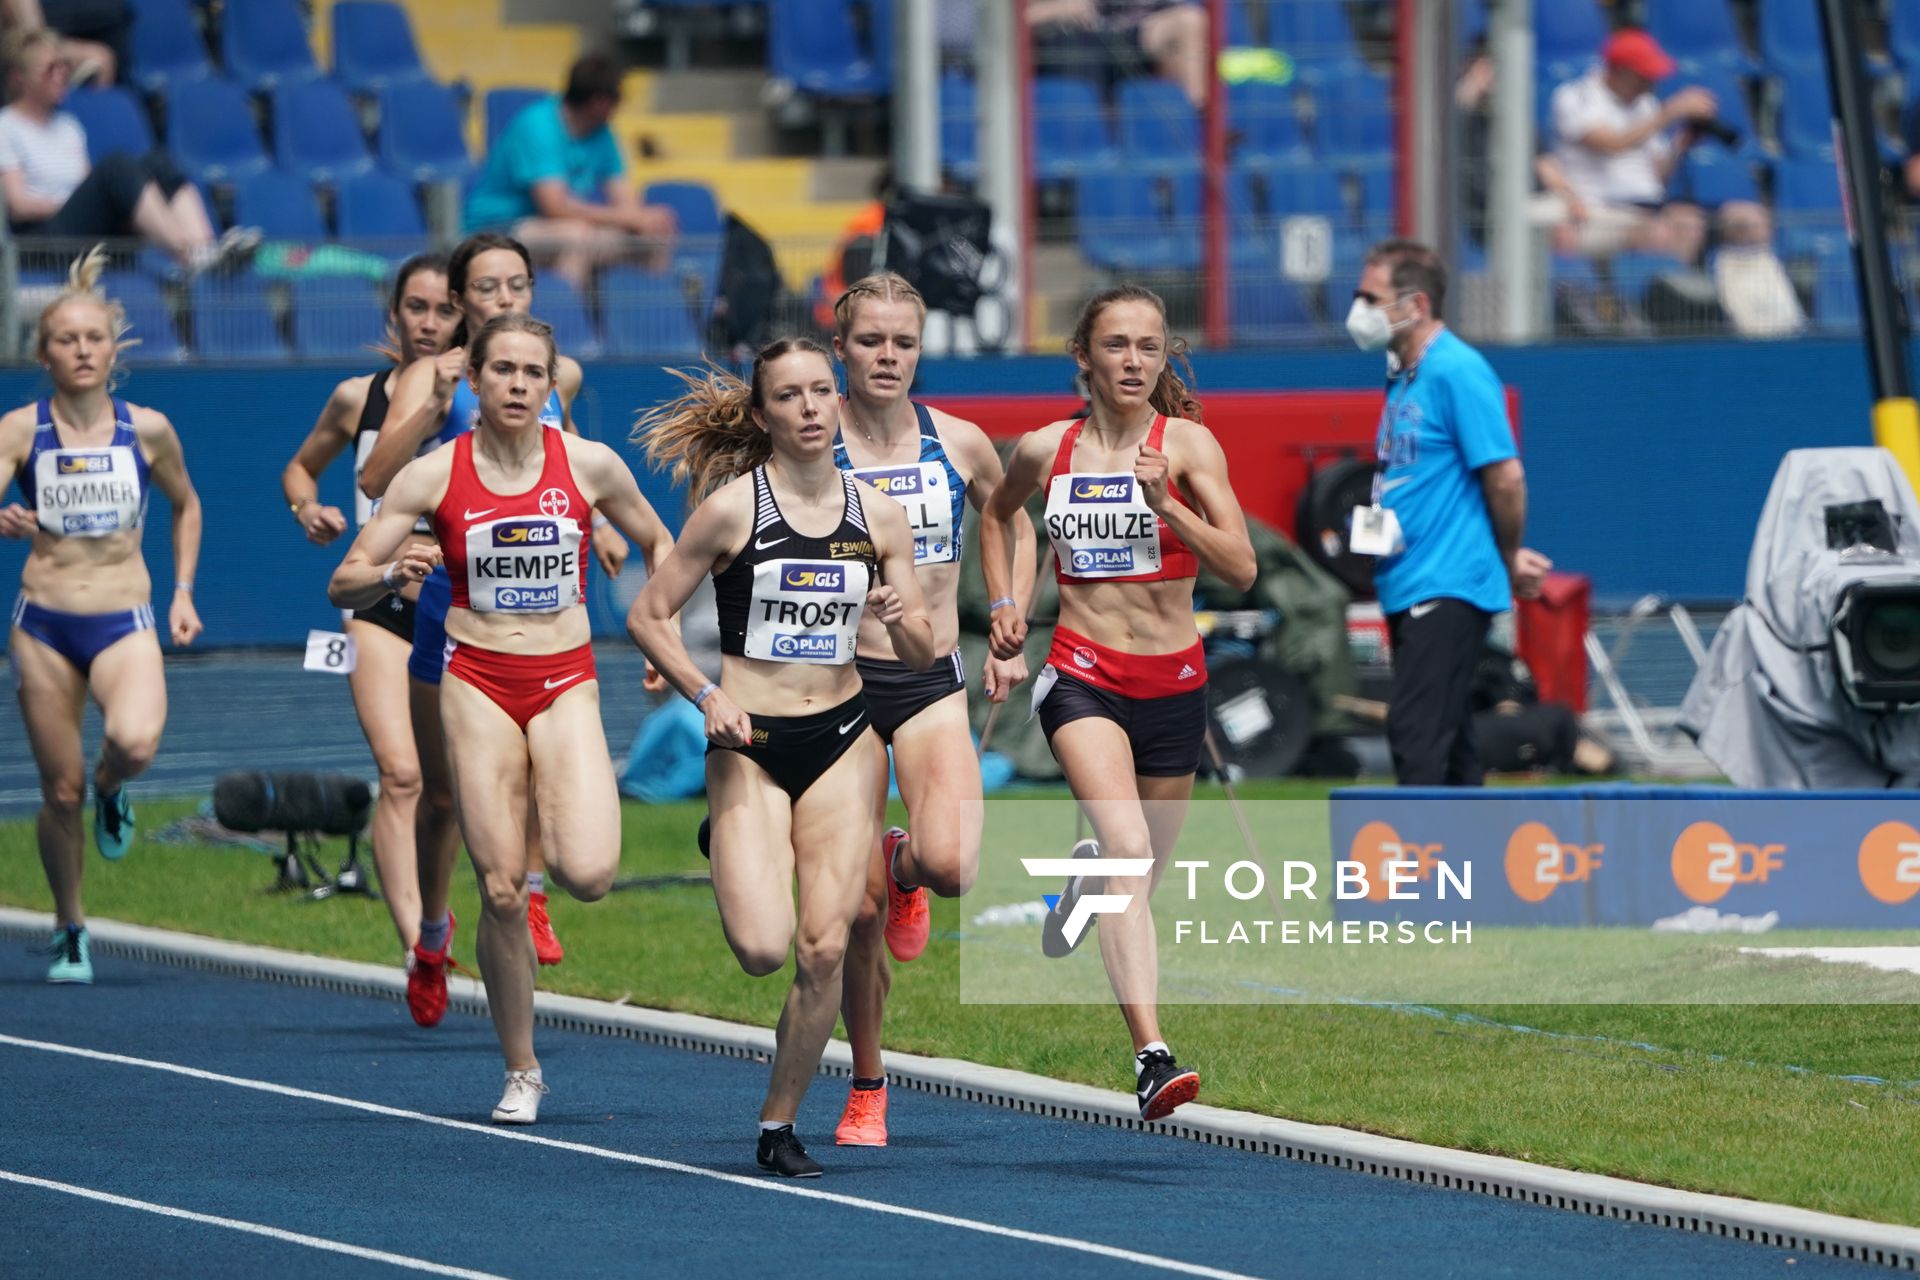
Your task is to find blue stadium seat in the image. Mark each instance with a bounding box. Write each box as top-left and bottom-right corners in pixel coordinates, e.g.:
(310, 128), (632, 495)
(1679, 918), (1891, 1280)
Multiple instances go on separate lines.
(1772, 156), (1844, 259)
(485, 87), (545, 149)
(940, 72), (977, 178)
(377, 81), (472, 182)
(599, 265), (701, 357)
(1645, 0), (1759, 74)
(273, 81), (374, 183)
(1355, 162), (1395, 220)
(221, 0), (321, 92)
(1258, 159), (1347, 217)
(1035, 76), (1116, 179)
(1777, 69), (1834, 158)
(1894, 0), (1920, 72)
(643, 181), (722, 239)
(1231, 277), (1318, 343)
(1535, 0), (1608, 79)
(331, 1), (429, 94)
(1314, 70), (1394, 163)
(1810, 240), (1859, 332)
(291, 276), (386, 358)
(768, 0), (887, 98)
(336, 171), (426, 241)
(65, 88), (156, 163)
(129, 0), (213, 95)
(1759, 0), (1824, 77)
(108, 272), (184, 362)
(1227, 168), (1279, 270)
(1118, 79), (1199, 168)
(1663, 67), (1758, 153)
(232, 169), (326, 238)
(1268, 0), (1365, 83)
(534, 274), (602, 359)
(1074, 169), (1201, 272)
(167, 78), (271, 185)
(1677, 145), (1759, 206)
(1224, 0), (1255, 48)
(190, 272), (287, 358)
(1227, 81), (1304, 167)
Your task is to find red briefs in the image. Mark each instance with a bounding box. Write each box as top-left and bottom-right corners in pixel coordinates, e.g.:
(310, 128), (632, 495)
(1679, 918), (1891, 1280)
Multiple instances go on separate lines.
(444, 640), (596, 732)
(1045, 626), (1208, 697)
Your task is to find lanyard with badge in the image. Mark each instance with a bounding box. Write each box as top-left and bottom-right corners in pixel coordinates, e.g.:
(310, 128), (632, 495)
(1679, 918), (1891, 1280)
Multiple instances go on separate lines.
(1351, 363), (1412, 557)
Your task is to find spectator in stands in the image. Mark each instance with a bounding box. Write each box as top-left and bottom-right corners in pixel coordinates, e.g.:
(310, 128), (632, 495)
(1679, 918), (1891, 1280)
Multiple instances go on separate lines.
(1028, 0), (1208, 108)
(1535, 29), (1719, 264)
(1712, 201), (1805, 337)
(2, 0), (124, 87)
(464, 52), (676, 290)
(0, 29), (252, 273)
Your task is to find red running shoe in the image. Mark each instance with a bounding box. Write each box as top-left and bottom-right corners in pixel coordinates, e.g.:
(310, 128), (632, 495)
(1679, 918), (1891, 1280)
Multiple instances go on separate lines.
(834, 1083), (889, 1147)
(881, 828), (930, 963)
(528, 890), (564, 966)
(406, 913), (455, 1028)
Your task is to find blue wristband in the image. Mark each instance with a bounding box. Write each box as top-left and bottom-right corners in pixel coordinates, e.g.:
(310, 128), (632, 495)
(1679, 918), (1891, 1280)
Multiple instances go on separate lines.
(692, 682), (718, 709)
(988, 597), (1016, 613)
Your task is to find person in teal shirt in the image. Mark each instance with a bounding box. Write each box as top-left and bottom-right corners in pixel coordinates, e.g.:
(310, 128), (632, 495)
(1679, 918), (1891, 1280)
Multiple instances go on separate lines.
(464, 53), (675, 288)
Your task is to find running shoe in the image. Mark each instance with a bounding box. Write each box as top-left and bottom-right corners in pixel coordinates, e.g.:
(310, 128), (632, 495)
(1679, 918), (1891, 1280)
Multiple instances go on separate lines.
(1135, 1048), (1200, 1121)
(881, 828), (930, 962)
(834, 1084), (889, 1147)
(406, 913), (455, 1028)
(1040, 838), (1102, 958)
(93, 787), (134, 861)
(756, 1126), (822, 1178)
(527, 891), (564, 966)
(491, 1068), (547, 1124)
(45, 925), (92, 985)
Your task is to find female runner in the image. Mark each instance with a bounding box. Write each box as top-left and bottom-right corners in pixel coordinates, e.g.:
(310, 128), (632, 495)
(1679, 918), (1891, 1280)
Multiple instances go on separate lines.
(0, 247), (204, 983)
(332, 313), (671, 1122)
(979, 285), (1254, 1121)
(279, 252), (456, 958)
(360, 232), (629, 1022)
(630, 338), (933, 1177)
(826, 272), (1035, 1147)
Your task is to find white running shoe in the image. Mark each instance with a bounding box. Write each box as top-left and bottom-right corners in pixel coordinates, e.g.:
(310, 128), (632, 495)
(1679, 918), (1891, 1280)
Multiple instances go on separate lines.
(491, 1068), (547, 1124)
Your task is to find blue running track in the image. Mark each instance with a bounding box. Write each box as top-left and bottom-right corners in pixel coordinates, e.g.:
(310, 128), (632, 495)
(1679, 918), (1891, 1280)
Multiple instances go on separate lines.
(0, 946), (1862, 1278)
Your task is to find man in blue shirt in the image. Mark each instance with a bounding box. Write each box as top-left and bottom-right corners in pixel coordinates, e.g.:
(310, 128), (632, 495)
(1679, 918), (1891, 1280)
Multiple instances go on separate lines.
(1347, 239), (1550, 784)
(464, 53), (675, 288)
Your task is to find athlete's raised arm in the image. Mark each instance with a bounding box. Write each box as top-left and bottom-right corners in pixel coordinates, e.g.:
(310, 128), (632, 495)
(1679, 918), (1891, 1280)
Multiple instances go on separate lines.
(979, 425), (1060, 659)
(362, 349), (464, 499)
(946, 414), (1034, 700)
(1149, 420), (1256, 591)
(859, 484), (935, 672)
(329, 451), (449, 611)
(280, 376), (365, 545)
(0, 407), (35, 538)
(628, 481), (753, 745)
(134, 407), (204, 645)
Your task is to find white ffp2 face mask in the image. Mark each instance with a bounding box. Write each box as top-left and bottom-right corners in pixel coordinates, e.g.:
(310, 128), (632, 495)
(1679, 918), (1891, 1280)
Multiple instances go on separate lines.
(1344, 298), (1393, 351)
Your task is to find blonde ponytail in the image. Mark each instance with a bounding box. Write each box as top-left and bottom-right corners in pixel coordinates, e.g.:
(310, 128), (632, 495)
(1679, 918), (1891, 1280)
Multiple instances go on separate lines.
(35, 244), (138, 372)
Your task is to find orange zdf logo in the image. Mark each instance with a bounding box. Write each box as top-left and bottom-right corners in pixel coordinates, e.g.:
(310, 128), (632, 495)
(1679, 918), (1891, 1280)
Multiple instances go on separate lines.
(1858, 821), (1920, 905)
(1347, 821), (1443, 904)
(1670, 821), (1784, 904)
(1503, 821), (1602, 904)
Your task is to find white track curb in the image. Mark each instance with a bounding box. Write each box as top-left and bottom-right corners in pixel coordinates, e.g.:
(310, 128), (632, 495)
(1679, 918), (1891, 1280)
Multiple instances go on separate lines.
(5, 906), (1917, 1270)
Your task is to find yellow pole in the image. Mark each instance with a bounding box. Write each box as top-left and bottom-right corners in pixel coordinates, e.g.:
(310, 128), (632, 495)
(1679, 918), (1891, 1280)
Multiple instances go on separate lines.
(1873, 397), (1920, 493)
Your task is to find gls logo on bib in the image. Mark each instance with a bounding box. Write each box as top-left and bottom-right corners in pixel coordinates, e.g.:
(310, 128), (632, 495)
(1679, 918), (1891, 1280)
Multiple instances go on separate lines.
(493, 521), (559, 546)
(1071, 476), (1134, 502)
(781, 564), (846, 592)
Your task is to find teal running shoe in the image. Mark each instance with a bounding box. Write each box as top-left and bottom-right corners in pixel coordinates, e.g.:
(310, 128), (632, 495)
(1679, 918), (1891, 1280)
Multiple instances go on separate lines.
(94, 787), (134, 861)
(46, 926), (92, 984)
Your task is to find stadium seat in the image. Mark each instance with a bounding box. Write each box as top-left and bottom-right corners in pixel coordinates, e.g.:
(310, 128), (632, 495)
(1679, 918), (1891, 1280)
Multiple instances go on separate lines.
(940, 71), (977, 179)
(1772, 156), (1843, 256)
(534, 274), (602, 359)
(1258, 158), (1347, 218)
(167, 78), (271, 185)
(273, 81), (374, 183)
(1074, 169), (1201, 272)
(335, 171), (426, 242)
(129, 0), (213, 95)
(1227, 168), (1280, 270)
(377, 82), (473, 183)
(1809, 240), (1859, 332)
(1894, 0), (1920, 72)
(599, 265), (702, 357)
(643, 181), (722, 239)
(190, 272), (287, 358)
(1535, 0), (1609, 79)
(1224, 0), (1255, 48)
(1118, 79), (1199, 169)
(1777, 69), (1834, 158)
(290, 276), (386, 358)
(1662, 67), (1759, 153)
(1227, 81), (1305, 167)
(1315, 70), (1394, 163)
(1355, 162), (1395, 220)
(1231, 277), (1318, 343)
(331, 1), (430, 94)
(1035, 76), (1116, 179)
(1267, 0), (1366, 83)
(232, 169), (326, 239)
(485, 87), (545, 149)
(768, 0), (887, 98)
(107, 271), (184, 362)
(1678, 144), (1759, 207)
(1758, 0), (1824, 77)
(221, 0), (321, 92)
(1645, 0), (1758, 75)
(65, 88), (156, 164)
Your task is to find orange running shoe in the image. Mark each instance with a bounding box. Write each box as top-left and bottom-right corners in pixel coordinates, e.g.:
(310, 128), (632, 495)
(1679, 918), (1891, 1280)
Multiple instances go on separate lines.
(834, 1083), (889, 1146)
(528, 891), (564, 966)
(881, 828), (930, 963)
(406, 913), (455, 1028)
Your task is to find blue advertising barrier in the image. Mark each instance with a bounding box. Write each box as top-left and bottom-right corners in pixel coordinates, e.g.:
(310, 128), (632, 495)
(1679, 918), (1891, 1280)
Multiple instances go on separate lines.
(1330, 786), (1920, 929)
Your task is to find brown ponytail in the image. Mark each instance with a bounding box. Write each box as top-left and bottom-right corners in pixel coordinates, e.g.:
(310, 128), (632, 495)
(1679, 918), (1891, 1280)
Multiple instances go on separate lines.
(633, 336), (832, 501)
(1067, 284), (1203, 423)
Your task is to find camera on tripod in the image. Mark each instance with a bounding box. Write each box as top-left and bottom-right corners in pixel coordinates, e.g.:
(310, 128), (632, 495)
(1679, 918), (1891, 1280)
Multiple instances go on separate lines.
(212, 771), (378, 899)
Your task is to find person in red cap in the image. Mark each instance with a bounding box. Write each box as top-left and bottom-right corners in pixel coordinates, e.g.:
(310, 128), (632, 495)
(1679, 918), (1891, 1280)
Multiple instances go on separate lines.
(1533, 27), (1722, 263)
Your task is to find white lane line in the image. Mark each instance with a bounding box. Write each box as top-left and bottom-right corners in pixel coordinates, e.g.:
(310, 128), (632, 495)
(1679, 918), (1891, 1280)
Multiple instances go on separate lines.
(0, 1168), (507, 1279)
(0, 1032), (1261, 1280)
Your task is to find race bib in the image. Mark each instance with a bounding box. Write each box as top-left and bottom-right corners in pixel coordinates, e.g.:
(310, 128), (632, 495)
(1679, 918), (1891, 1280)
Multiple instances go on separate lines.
(849, 462), (956, 565)
(461, 515), (583, 613)
(742, 558), (869, 664)
(1045, 472), (1162, 579)
(34, 445), (144, 537)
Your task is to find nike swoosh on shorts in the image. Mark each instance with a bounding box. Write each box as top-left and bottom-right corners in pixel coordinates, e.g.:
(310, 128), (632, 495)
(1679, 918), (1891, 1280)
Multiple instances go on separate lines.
(544, 673), (585, 690)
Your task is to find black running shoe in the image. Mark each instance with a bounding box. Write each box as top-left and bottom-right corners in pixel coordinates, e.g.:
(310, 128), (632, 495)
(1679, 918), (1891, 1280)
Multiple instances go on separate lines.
(1040, 838), (1102, 958)
(1135, 1049), (1200, 1121)
(756, 1126), (822, 1178)
(697, 815), (711, 861)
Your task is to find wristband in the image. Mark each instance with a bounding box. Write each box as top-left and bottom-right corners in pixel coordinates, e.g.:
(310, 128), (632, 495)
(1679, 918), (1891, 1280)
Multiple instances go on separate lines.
(290, 498), (313, 519)
(988, 597), (1016, 613)
(174, 580), (192, 596)
(591, 513), (610, 530)
(692, 682), (718, 709)
(381, 562), (400, 589)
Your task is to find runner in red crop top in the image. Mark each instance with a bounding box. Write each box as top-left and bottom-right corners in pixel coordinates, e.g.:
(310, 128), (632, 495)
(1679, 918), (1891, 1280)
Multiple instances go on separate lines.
(978, 286), (1255, 1127)
(329, 314), (674, 1127)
